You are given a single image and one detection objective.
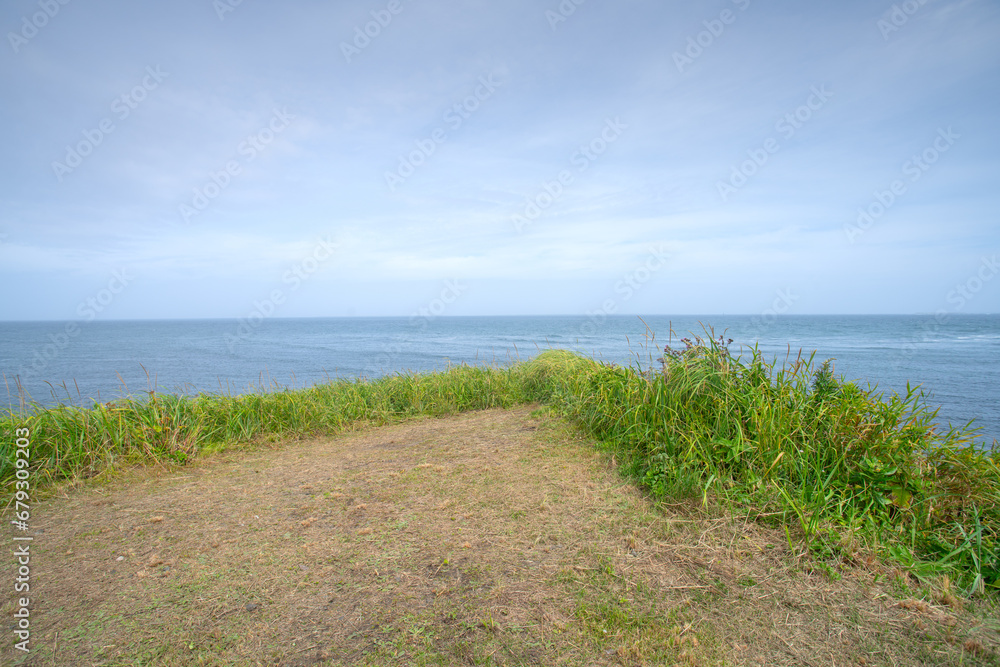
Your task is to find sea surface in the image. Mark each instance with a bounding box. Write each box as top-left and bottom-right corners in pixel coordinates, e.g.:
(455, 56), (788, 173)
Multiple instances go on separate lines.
(1, 315), (997, 445)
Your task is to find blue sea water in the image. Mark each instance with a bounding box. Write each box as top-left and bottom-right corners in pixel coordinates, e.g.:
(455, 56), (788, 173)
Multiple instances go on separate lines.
(1, 315), (997, 445)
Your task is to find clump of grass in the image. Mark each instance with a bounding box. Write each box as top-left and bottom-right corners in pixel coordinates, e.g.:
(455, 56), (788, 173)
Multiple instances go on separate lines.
(554, 330), (1000, 596)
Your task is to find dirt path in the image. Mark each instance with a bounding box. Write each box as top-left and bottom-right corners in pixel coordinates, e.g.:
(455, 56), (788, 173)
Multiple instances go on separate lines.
(3, 407), (997, 666)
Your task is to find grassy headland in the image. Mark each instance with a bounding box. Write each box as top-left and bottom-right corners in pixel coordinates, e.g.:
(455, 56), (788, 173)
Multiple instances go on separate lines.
(3, 335), (998, 597)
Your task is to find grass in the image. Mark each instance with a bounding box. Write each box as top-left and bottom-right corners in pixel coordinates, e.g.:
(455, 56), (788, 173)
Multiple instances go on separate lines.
(0, 363), (527, 488)
(3, 404), (999, 665)
(2, 330), (999, 600)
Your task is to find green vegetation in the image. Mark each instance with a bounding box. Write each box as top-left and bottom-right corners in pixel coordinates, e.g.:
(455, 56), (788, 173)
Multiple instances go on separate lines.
(535, 335), (1000, 597)
(3, 333), (998, 596)
(0, 365), (527, 487)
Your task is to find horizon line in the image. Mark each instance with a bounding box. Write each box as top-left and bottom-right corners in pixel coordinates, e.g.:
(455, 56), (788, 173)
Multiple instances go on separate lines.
(1, 313), (998, 324)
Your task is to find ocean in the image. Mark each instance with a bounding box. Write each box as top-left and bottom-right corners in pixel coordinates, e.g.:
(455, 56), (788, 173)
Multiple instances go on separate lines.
(1, 315), (997, 445)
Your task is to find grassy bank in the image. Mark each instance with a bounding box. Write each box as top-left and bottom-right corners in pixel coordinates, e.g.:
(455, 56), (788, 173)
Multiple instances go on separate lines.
(3, 336), (998, 596)
(536, 337), (1000, 597)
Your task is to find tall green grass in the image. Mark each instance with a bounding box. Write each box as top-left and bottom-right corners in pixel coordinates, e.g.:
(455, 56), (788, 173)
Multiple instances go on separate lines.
(2, 338), (997, 594)
(542, 334), (999, 596)
(0, 364), (529, 489)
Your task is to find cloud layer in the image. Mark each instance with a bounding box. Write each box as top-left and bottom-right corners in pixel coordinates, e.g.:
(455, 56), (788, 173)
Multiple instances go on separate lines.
(1, 0), (998, 319)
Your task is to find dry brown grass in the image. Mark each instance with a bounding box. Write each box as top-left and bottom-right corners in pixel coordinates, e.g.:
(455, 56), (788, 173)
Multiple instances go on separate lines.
(3, 406), (999, 666)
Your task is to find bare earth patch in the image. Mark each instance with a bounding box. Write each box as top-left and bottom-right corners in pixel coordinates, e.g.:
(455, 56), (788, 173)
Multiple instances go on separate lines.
(3, 407), (999, 666)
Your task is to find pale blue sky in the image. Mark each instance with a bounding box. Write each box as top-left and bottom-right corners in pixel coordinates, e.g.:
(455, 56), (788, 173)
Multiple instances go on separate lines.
(1, 0), (998, 320)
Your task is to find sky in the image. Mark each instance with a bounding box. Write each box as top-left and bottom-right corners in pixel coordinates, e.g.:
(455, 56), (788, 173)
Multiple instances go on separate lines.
(1, 0), (998, 320)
